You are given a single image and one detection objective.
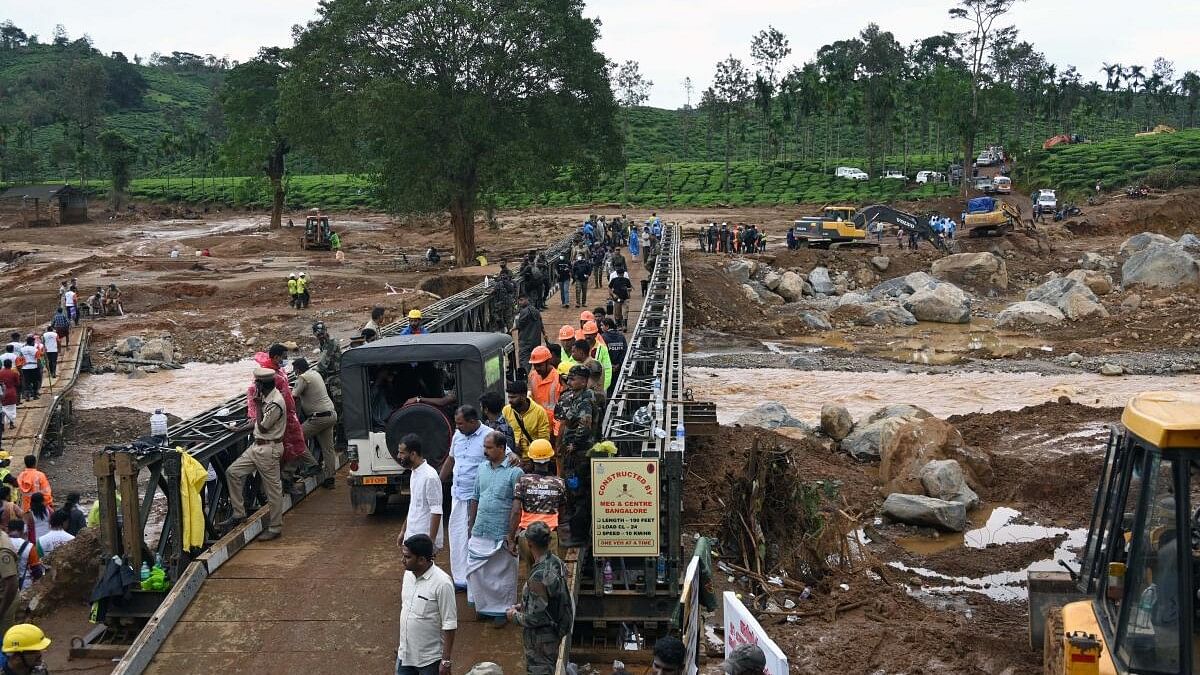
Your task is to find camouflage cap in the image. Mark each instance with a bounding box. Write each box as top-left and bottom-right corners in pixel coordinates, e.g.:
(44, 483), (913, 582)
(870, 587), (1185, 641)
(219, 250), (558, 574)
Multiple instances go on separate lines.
(525, 521), (552, 548)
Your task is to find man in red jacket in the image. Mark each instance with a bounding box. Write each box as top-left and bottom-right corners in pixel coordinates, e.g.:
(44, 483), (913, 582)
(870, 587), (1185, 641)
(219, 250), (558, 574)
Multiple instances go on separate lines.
(0, 357), (19, 442)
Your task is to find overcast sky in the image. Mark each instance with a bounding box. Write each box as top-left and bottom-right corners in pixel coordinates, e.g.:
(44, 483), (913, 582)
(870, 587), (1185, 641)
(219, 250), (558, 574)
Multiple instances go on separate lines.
(7, 0), (1198, 109)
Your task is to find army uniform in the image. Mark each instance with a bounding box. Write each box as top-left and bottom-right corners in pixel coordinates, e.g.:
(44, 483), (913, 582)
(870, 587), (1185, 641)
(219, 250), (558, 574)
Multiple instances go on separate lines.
(0, 531), (18, 634)
(315, 335), (344, 449)
(555, 385), (596, 544)
(227, 369), (288, 536)
(493, 268), (517, 332)
(514, 540), (572, 675)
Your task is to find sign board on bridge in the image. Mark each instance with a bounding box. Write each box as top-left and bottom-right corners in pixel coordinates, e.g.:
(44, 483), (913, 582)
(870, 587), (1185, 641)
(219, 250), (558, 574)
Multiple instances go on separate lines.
(722, 591), (789, 675)
(591, 458), (660, 556)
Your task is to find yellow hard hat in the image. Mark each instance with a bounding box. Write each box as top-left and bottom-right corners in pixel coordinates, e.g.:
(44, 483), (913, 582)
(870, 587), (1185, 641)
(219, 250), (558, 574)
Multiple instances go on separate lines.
(3, 624), (51, 654)
(528, 439), (555, 462)
(0, 451), (10, 462)
(408, 309), (423, 320)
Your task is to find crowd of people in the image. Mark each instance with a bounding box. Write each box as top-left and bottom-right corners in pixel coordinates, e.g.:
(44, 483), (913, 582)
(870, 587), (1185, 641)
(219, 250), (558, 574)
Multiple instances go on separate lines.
(697, 222), (767, 254)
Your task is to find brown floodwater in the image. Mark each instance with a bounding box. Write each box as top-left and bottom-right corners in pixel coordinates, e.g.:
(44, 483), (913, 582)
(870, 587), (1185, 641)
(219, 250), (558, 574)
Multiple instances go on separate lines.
(688, 367), (1200, 425)
(73, 359), (256, 418)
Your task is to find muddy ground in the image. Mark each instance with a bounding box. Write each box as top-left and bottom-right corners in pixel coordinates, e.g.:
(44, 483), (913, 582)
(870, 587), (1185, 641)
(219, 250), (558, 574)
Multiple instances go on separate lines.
(687, 401), (1119, 674)
(1, 191), (1195, 673)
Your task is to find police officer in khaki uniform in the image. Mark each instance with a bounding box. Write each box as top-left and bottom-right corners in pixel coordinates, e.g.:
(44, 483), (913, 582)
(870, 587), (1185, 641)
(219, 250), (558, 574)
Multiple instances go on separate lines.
(0, 530), (20, 636)
(220, 367), (287, 540)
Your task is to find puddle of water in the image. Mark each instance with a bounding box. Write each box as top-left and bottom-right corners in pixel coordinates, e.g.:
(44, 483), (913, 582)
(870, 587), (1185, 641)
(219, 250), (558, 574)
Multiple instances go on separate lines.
(73, 359), (256, 418)
(689, 367), (1200, 425)
(886, 507), (1088, 603)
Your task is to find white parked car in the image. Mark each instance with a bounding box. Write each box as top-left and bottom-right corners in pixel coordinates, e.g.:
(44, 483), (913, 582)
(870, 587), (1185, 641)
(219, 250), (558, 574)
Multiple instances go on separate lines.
(976, 151), (997, 167)
(915, 171), (944, 184)
(835, 166), (869, 181)
(882, 170), (907, 181)
(1034, 189), (1057, 215)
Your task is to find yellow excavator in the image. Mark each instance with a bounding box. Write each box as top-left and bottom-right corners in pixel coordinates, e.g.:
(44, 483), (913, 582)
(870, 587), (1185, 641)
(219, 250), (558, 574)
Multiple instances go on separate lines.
(791, 205), (880, 250)
(1029, 390), (1200, 674)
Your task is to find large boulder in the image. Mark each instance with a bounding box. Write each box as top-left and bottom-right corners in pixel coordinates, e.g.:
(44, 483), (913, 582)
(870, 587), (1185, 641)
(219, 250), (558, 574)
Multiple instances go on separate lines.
(798, 311), (832, 331)
(809, 266), (835, 295)
(820, 404), (854, 441)
(1176, 233), (1200, 252)
(776, 271), (806, 302)
(862, 304), (919, 327)
(870, 256), (891, 273)
(727, 259), (757, 284)
(919, 459), (980, 510)
(742, 282), (784, 306)
(137, 338), (176, 363)
(113, 336), (144, 357)
(1026, 277), (1108, 320)
(931, 253), (1008, 294)
(841, 416), (909, 462)
(736, 402), (806, 430)
(868, 271), (937, 300)
(994, 301), (1065, 327)
(1066, 269), (1114, 296)
(1079, 252), (1114, 271)
(902, 282), (972, 323)
(882, 494), (968, 532)
(761, 269), (782, 291)
(867, 404), (933, 424)
(1119, 232), (1175, 256)
(1121, 245), (1200, 290)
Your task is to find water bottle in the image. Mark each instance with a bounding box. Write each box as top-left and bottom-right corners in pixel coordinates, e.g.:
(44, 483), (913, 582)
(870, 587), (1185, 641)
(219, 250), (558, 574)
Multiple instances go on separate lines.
(150, 409), (168, 439)
(670, 420), (685, 453)
(140, 562), (151, 581)
(602, 560), (614, 594)
(652, 377), (663, 420)
(656, 555), (667, 583)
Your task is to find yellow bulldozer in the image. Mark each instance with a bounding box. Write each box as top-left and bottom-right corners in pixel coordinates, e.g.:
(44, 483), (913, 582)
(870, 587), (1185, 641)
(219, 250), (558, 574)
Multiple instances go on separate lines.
(301, 210), (333, 250)
(1030, 390), (1200, 674)
(791, 205), (880, 250)
(963, 196), (1023, 237)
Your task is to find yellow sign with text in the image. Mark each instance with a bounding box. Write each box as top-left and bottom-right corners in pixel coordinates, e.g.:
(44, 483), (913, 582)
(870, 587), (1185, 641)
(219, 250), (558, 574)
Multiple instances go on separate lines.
(591, 458), (660, 557)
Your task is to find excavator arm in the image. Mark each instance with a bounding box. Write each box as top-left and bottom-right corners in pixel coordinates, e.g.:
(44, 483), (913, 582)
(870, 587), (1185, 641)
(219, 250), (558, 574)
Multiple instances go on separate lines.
(852, 205), (950, 254)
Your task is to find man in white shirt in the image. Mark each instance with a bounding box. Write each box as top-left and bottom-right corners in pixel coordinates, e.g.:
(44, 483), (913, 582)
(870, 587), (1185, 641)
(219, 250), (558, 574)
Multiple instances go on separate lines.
(6, 520), (36, 590)
(396, 534), (456, 675)
(63, 288), (77, 325)
(37, 511), (74, 556)
(18, 338), (38, 402)
(396, 434), (443, 551)
(438, 405), (488, 590)
(41, 328), (58, 379)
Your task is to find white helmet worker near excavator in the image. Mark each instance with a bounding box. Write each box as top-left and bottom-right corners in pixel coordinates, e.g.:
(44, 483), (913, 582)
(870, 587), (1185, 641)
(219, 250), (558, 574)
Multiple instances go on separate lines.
(1, 623), (51, 674)
(399, 309), (426, 335)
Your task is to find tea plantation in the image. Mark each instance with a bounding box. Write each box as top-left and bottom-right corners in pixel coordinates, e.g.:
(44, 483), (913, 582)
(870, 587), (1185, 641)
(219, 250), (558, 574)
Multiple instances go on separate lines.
(1020, 129), (1200, 196)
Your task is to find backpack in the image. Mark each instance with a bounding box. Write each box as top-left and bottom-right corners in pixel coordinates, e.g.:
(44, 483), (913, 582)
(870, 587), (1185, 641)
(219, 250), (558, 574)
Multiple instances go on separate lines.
(547, 555), (575, 638)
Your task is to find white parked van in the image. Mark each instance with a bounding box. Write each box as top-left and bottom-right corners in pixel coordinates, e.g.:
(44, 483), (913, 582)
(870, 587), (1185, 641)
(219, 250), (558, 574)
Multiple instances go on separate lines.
(915, 171), (944, 184)
(835, 166), (869, 181)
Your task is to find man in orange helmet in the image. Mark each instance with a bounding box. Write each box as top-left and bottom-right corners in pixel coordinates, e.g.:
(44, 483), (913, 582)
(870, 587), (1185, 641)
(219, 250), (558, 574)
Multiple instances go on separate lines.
(527, 346), (561, 439)
(581, 321), (612, 390)
(556, 325), (577, 377)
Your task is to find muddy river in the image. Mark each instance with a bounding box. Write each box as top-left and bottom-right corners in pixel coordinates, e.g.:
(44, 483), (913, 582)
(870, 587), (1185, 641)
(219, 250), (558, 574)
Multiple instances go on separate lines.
(688, 366), (1200, 424)
(73, 360), (256, 417)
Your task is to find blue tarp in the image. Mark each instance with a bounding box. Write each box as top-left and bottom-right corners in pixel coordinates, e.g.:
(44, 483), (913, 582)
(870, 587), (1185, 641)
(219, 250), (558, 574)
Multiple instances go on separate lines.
(967, 197), (996, 213)
(967, 197), (996, 214)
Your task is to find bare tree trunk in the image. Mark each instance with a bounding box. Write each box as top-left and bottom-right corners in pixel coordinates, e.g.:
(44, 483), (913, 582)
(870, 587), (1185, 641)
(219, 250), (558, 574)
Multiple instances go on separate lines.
(266, 144), (287, 230)
(450, 193), (477, 267)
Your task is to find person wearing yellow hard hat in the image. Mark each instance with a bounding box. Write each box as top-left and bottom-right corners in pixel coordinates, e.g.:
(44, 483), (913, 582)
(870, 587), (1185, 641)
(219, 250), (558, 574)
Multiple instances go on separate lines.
(0, 623), (50, 674)
(399, 308), (425, 335)
(513, 438), (565, 567)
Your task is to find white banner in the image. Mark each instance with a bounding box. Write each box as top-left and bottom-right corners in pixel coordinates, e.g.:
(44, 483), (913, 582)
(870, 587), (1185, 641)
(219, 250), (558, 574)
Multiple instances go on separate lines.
(680, 556), (701, 675)
(722, 591), (789, 675)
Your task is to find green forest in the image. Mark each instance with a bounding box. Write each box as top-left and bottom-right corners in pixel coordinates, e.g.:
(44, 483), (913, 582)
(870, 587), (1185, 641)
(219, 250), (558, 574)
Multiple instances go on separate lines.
(2, 8), (1200, 213)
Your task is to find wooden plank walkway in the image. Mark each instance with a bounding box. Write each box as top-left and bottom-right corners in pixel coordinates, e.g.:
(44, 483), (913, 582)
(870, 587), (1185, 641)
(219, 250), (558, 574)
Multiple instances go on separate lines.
(3, 327), (89, 460)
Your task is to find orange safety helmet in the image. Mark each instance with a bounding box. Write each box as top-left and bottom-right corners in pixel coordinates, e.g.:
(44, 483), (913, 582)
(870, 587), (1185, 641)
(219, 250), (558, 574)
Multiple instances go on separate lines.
(529, 346), (552, 364)
(557, 325), (576, 341)
(573, 329), (585, 341)
(582, 320), (599, 336)
(579, 310), (595, 324)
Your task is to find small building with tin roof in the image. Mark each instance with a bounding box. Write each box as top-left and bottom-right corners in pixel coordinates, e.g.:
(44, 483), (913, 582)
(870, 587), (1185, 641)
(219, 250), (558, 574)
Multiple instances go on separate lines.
(0, 184), (88, 225)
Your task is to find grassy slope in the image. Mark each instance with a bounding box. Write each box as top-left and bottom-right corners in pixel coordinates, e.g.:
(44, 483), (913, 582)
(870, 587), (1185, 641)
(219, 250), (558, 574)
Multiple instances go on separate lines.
(1020, 129), (1200, 198)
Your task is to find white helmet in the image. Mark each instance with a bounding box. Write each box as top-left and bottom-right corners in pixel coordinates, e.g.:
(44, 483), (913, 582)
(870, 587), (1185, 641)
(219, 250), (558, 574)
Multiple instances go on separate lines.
(299, 272), (306, 277)
(288, 273), (296, 279)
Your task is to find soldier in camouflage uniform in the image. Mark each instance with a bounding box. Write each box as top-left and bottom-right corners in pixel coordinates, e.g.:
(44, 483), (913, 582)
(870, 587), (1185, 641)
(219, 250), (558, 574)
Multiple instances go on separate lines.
(507, 521), (572, 675)
(312, 321), (344, 447)
(554, 365), (596, 545)
(492, 261), (517, 333)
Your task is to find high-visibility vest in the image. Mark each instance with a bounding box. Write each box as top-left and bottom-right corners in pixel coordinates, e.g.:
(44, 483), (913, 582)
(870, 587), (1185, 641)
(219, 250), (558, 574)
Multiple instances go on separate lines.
(287, 279), (298, 295)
